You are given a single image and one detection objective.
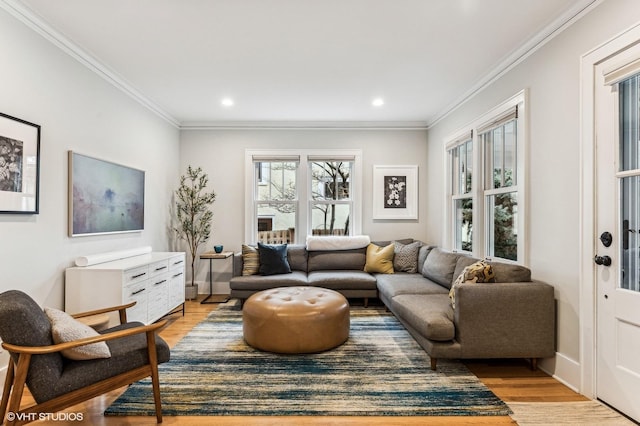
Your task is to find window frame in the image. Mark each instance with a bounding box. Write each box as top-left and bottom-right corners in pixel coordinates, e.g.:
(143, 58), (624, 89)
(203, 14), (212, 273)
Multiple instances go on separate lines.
(444, 90), (527, 264)
(245, 149), (362, 244)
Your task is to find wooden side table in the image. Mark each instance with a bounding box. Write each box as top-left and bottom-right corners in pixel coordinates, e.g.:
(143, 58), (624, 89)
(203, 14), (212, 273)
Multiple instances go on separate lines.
(199, 251), (234, 304)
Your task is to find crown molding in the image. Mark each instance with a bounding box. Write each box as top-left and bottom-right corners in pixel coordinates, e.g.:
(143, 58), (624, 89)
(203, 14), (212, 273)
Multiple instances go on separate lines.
(427, 0), (602, 129)
(179, 121), (428, 130)
(0, 0), (180, 128)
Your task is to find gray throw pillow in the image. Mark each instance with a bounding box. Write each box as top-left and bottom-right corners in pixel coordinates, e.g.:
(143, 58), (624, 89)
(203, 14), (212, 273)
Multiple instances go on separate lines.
(393, 240), (422, 273)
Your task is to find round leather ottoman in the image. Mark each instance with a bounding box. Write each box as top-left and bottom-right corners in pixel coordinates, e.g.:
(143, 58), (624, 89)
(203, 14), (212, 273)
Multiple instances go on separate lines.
(242, 287), (350, 354)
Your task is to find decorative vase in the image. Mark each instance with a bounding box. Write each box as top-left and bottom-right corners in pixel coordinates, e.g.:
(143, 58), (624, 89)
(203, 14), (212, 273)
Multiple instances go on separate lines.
(214, 245), (223, 253)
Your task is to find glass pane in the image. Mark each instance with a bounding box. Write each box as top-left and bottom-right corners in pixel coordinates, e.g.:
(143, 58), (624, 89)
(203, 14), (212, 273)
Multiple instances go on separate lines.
(465, 141), (473, 194)
(311, 203), (350, 235)
(451, 148), (460, 196)
(487, 192), (517, 261)
(310, 161), (351, 201)
(256, 203), (296, 243)
(454, 198), (473, 252)
(620, 75), (640, 172)
(256, 161), (297, 202)
(459, 144), (467, 194)
(504, 120), (517, 187)
(493, 127), (504, 189)
(483, 132), (494, 189)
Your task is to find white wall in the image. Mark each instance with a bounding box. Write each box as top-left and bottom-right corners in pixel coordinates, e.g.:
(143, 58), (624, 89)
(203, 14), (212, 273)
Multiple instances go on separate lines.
(0, 8), (180, 313)
(425, 0), (640, 389)
(180, 128), (429, 290)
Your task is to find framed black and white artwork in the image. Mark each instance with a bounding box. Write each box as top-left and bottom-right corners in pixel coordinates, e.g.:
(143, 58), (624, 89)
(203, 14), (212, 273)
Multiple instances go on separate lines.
(0, 112), (40, 214)
(372, 165), (418, 220)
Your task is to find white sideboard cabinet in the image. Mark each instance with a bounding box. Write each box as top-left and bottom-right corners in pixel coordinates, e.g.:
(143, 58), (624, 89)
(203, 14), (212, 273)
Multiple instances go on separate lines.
(65, 252), (186, 327)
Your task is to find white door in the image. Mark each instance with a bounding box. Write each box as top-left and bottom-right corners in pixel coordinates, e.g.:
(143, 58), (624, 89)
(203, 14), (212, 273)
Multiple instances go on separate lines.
(594, 44), (640, 423)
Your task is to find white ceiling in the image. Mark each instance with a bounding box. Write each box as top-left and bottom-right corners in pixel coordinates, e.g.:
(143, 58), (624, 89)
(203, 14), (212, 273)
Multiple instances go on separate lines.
(8, 0), (596, 127)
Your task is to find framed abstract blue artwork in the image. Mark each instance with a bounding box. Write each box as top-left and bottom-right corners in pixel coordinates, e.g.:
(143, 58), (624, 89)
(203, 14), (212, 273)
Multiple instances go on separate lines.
(68, 151), (145, 237)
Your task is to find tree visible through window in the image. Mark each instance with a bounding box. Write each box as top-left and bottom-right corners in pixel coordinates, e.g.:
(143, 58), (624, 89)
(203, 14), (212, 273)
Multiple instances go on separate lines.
(310, 161), (352, 236)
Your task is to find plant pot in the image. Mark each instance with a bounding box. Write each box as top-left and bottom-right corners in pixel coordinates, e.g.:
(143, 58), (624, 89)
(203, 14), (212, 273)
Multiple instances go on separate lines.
(185, 284), (198, 301)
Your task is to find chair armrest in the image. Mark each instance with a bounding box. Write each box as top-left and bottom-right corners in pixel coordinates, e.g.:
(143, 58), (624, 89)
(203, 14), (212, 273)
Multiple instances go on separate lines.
(454, 280), (555, 358)
(71, 301), (136, 324)
(1, 320), (167, 355)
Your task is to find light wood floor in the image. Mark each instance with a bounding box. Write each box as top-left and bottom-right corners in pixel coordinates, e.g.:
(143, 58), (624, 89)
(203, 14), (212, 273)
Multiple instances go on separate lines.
(21, 297), (587, 425)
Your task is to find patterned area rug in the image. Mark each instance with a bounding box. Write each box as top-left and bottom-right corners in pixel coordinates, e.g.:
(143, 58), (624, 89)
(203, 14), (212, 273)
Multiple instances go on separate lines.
(508, 401), (636, 425)
(105, 302), (511, 417)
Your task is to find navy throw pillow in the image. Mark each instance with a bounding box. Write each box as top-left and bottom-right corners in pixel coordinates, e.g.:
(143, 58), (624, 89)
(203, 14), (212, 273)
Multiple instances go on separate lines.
(257, 243), (292, 275)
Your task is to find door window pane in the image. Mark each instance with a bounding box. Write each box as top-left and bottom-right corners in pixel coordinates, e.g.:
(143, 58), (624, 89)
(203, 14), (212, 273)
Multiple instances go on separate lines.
(620, 75), (640, 172)
(487, 192), (517, 261)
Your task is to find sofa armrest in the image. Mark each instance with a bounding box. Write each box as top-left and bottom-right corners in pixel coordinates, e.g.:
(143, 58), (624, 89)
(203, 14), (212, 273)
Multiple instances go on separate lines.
(232, 252), (243, 277)
(454, 280), (555, 358)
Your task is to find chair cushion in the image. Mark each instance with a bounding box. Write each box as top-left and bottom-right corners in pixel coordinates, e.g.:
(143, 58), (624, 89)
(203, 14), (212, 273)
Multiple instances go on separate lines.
(258, 243), (292, 275)
(45, 307), (111, 360)
(36, 322), (170, 403)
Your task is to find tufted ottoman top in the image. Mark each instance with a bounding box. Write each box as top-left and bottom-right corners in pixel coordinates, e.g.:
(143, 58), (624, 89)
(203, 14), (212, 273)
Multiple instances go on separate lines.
(243, 286), (350, 353)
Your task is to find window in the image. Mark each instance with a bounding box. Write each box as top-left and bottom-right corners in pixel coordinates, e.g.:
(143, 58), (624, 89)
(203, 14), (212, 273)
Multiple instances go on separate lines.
(246, 150), (362, 244)
(481, 117), (518, 261)
(309, 159), (352, 236)
(445, 91), (526, 263)
(253, 158), (299, 244)
(448, 136), (473, 252)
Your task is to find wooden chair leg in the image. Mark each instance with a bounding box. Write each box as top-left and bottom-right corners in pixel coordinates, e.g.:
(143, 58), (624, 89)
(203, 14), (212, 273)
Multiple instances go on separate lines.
(430, 358), (437, 371)
(0, 358), (15, 422)
(146, 331), (163, 423)
(7, 354), (31, 426)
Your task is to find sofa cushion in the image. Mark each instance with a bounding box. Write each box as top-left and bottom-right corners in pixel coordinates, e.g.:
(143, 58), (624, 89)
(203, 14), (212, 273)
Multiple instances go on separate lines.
(241, 245), (260, 276)
(286, 244), (308, 272)
(392, 294), (455, 341)
(421, 247), (461, 289)
(258, 243), (292, 275)
(307, 271), (377, 290)
(393, 241), (422, 273)
(417, 245), (435, 275)
(307, 248), (367, 271)
(376, 273), (448, 300)
(489, 261), (532, 282)
(364, 243), (395, 274)
(230, 271), (308, 291)
(453, 255), (479, 283)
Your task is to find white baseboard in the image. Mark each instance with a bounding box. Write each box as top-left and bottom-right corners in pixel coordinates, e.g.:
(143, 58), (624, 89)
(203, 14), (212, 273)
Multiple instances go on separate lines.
(540, 351), (581, 393)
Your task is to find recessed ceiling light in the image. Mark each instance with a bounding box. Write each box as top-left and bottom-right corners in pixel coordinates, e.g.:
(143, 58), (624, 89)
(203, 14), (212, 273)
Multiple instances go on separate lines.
(221, 98), (234, 107)
(372, 98), (384, 107)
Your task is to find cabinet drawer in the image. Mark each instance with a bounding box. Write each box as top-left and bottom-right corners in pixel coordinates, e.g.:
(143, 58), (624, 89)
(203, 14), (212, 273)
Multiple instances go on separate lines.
(124, 281), (148, 323)
(169, 255), (185, 271)
(149, 260), (169, 277)
(124, 265), (149, 285)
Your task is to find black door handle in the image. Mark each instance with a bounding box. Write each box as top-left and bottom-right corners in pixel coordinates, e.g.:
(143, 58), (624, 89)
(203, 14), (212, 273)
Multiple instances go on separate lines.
(594, 255), (612, 266)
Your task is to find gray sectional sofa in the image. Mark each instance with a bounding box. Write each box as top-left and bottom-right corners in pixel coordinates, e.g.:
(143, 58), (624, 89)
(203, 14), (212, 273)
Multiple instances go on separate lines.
(229, 239), (556, 369)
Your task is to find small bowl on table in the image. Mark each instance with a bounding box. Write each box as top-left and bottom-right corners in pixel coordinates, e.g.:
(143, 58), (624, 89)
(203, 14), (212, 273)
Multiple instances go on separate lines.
(214, 245), (224, 253)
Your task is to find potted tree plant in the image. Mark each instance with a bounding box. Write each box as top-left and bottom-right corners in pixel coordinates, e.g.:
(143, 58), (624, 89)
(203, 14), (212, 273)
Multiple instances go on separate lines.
(174, 166), (216, 300)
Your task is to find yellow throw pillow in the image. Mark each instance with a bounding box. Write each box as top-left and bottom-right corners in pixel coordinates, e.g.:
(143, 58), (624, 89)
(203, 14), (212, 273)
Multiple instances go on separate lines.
(364, 243), (395, 274)
(241, 244), (260, 276)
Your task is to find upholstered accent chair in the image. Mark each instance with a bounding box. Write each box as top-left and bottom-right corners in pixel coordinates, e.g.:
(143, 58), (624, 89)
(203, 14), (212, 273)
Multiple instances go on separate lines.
(0, 290), (170, 425)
